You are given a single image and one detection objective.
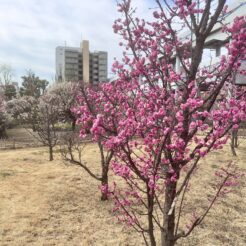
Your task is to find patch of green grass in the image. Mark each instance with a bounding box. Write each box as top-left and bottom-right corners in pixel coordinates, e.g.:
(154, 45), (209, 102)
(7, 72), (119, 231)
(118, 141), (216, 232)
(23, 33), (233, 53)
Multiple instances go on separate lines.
(211, 164), (218, 169)
(54, 122), (72, 131)
(32, 149), (60, 156)
(0, 170), (15, 178)
(53, 149), (61, 154)
(32, 151), (46, 155)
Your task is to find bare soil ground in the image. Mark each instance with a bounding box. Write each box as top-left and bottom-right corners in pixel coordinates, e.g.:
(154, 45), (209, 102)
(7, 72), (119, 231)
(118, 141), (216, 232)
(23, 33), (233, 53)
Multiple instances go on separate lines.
(0, 142), (245, 246)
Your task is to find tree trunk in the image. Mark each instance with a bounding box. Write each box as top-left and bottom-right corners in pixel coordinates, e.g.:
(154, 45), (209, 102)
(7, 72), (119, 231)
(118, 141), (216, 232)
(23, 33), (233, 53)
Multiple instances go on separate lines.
(72, 119), (76, 131)
(234, 129), (238, 148)
(98, 141), (111, 201)
(101, 165), (109, 201)
(147, 186), (156, 246)
(49, 145), (54, 161)
(231, 130), (238, 156)
(0, 127), (7, 139)
(161, 182), (177, 246)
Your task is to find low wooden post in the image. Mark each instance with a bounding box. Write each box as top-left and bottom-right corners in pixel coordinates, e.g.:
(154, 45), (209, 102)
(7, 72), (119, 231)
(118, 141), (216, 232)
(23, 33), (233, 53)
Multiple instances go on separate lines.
(13, 138), (16, 149)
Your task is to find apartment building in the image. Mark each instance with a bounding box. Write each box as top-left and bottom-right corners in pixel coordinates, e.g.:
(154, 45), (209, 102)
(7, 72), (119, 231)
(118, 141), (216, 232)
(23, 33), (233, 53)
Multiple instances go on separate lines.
(56, 40), (108, 84)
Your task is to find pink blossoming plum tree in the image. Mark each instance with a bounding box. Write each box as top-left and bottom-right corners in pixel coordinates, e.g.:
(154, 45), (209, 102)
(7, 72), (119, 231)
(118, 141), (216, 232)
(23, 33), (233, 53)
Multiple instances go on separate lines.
(76, 0), (246, 245)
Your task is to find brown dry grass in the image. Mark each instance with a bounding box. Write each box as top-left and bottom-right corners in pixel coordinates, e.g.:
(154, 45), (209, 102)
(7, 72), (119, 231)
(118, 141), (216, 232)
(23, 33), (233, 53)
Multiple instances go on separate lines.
(0, 142), (245, 246)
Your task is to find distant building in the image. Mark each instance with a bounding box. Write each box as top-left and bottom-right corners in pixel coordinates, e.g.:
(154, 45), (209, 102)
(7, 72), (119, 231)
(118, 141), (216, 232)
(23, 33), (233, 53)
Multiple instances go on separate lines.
(56, 40), (108, 84)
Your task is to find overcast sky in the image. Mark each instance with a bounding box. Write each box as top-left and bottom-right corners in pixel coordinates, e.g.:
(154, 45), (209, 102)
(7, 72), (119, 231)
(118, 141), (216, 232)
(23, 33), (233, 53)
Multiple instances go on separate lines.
(0, 0), (238, 84)
(0, 0), (154, 84)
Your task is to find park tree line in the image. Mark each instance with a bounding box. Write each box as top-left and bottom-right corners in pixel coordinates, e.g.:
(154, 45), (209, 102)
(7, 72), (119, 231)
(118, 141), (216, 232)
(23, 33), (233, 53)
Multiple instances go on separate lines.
(0, 67), (49, 138)
(0, 67), (79, 162)
(0, 0), (246, 245)
(6, 80), (78, 161)
(0, 66), (49, 101)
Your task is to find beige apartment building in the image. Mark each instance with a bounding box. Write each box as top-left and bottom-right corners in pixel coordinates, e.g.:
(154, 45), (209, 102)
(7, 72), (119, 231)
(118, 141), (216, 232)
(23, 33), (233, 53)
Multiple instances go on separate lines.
(55, 40), (108, 84)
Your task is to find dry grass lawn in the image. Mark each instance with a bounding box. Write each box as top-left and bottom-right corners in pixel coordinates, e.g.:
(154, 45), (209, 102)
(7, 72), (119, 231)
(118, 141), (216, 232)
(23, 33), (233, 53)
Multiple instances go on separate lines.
(0, 142), (245, 246)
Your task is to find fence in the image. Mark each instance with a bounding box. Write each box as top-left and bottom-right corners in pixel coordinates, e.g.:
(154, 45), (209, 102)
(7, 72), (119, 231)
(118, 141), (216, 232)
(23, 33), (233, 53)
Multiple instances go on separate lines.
(0, 134), (93, 150)
(0, 128), (245, 151)
(0, 137), (44, 150)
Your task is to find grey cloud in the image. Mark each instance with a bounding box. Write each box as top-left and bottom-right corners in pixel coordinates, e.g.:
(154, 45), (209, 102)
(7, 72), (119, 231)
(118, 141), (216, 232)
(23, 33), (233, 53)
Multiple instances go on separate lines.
(0, 0), (153, 83)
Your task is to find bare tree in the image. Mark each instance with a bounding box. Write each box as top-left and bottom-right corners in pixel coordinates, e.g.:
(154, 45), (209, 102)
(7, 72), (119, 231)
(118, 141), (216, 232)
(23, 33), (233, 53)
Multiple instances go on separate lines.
(34, 95), (59, 161)
(0, 64), (13, 85)
(60, 131), (114, 200)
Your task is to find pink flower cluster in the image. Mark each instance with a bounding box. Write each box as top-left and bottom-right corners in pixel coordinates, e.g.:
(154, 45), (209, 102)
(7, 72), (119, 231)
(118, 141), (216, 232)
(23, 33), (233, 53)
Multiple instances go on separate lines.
(74, 0), (246, 231)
